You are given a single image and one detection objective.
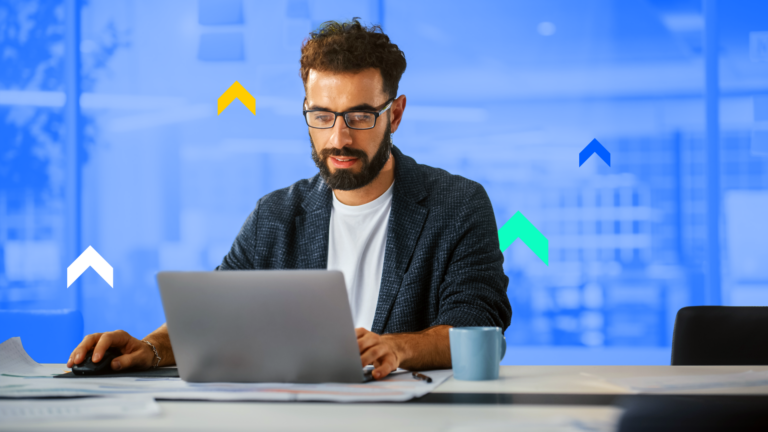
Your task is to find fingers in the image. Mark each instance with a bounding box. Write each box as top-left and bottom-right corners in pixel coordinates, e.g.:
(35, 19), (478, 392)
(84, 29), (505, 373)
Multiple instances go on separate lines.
(360, 342), (398, 380)
(357, 328), (399, 379)
(372, 355), (397, 380)
(91, 330), (133, 363)
(360, 344), (390, 367)
(67, 333), (103, 367)
(67, 330), (142, 369)
(357, 331), (380, 355)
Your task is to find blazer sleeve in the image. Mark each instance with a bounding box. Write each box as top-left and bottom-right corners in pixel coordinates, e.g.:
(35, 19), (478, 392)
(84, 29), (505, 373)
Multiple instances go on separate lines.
(215, 199), (261, 270)
(432, 184), (512, 330)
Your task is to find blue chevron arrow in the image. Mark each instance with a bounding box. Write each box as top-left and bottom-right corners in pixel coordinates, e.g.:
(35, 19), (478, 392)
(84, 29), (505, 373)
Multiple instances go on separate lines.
(579, 139), (611, 167)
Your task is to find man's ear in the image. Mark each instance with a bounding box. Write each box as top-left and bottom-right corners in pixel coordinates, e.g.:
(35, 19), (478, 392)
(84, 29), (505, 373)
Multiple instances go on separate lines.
(390, 95), (406, 134)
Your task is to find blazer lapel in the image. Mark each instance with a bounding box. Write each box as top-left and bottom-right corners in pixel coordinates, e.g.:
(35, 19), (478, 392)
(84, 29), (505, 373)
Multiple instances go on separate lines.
(371, 146), (429, 334)
(294, 177), (332, 269)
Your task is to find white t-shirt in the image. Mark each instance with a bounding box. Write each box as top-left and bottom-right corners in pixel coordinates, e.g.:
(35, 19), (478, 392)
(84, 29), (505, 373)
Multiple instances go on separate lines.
(327, 181), (394, 330)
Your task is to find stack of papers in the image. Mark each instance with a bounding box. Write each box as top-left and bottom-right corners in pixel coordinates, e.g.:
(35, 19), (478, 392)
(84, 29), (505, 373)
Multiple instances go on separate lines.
(0, 337), (451, 402)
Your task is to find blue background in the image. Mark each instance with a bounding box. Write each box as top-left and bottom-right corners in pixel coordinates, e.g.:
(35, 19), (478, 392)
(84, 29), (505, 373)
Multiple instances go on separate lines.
(2, 0), (768, 364)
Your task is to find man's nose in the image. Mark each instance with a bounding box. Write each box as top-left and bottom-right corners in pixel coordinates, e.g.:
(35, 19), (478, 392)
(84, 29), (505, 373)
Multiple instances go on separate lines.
(328, 115), (352, 149)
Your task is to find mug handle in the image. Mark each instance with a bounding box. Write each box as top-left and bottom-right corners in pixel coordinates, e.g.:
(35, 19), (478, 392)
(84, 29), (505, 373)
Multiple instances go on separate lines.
(499, 333), (507, 361)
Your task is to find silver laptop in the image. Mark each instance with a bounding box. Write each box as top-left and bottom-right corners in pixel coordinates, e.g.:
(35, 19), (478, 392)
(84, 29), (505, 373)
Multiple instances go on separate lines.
(157, 270), (366, 383)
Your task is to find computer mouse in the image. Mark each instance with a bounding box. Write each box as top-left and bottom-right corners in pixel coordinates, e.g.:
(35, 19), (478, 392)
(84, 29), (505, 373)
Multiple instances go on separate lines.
(72, 347), (123, 376)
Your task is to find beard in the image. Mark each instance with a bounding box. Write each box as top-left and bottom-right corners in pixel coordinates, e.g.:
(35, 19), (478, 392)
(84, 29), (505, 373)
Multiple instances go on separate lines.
(310, 122), (392, 191)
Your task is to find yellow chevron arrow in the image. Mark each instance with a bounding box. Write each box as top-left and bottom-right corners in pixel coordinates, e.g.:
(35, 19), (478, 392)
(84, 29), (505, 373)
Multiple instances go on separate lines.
(217, 81), (256, 115)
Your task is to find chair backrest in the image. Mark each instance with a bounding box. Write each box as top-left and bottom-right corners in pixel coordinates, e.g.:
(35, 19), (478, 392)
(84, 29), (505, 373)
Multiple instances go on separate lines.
(0, 309), (83, 363)
(671, 306), (768, 365)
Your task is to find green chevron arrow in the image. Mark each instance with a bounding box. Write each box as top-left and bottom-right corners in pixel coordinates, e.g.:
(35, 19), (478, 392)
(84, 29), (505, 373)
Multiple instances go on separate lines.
(498, 211), (548, 265)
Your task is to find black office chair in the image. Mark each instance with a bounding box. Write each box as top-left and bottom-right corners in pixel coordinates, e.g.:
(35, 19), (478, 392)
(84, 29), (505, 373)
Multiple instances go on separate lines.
(671, 306), (768, 365)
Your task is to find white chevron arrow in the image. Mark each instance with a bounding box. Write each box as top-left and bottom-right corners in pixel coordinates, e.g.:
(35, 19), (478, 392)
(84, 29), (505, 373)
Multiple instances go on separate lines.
(67, 246), (114, 288)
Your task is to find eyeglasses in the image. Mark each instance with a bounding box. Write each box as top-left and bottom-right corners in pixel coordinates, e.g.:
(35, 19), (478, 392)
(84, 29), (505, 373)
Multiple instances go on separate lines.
(303, 98), (394, 130)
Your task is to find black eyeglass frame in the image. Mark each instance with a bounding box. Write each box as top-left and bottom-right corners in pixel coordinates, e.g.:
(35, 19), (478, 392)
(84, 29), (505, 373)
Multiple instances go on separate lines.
(303, 97), (395, 130)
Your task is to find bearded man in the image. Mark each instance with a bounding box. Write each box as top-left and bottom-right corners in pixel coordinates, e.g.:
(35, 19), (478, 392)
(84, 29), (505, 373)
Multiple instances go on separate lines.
(68, 18), (512, 380)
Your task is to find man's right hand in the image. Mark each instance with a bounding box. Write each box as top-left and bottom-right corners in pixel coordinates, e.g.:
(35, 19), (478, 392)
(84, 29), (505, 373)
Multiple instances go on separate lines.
(66, 330), (156, 372)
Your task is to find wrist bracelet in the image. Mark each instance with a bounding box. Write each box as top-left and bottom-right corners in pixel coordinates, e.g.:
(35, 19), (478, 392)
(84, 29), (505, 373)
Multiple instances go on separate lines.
(142, 340), (162, 368)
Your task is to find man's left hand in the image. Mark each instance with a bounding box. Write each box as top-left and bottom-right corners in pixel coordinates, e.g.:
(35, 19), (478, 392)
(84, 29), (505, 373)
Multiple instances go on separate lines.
(356, 328), (399, 380)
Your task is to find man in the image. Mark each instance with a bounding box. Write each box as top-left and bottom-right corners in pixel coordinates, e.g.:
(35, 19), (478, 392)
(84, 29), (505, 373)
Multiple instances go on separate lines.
(67, 19), (512, 380)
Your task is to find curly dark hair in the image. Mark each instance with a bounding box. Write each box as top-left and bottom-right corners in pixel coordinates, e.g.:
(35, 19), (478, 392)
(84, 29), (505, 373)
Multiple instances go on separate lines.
(300, 18), (407, 98)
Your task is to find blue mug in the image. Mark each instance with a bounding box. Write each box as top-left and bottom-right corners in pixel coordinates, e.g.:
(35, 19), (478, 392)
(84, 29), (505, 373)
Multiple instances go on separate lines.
(449, 327), (506, 381)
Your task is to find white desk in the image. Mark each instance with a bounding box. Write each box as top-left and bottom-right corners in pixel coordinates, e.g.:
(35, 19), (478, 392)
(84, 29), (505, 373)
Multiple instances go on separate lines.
(8, 365), (768, 431)
(434, 365), (768, 395)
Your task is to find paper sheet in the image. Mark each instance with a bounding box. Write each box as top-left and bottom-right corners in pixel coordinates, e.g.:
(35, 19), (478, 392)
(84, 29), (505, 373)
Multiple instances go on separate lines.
(609, 370), (768, 392)
(0, 370), (452, 402)
(0, 337), (451, 402)
(0, 337), (62, 378)
(0, 395), (160, 425)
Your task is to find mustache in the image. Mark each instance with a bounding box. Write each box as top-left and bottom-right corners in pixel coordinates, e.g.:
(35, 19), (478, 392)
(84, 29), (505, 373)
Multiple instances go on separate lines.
(319, 147), (369, 160)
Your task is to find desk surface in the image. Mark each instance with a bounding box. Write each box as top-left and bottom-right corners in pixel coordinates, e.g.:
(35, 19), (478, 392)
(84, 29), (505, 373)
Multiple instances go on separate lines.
(8, 365), (768, 431)
(434, 365), (768, 395)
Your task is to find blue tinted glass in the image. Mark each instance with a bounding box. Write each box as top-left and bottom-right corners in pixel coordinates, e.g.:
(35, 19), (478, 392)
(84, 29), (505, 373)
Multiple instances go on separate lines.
(2, 0), (768, 366)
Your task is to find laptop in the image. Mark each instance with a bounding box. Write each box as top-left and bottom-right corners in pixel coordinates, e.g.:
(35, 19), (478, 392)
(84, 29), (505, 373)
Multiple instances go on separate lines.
(156, 270), (369, 383)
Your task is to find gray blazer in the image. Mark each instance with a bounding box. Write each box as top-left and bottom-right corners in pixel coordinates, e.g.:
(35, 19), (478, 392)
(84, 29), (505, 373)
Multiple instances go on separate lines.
(217, 145), (512, 334)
